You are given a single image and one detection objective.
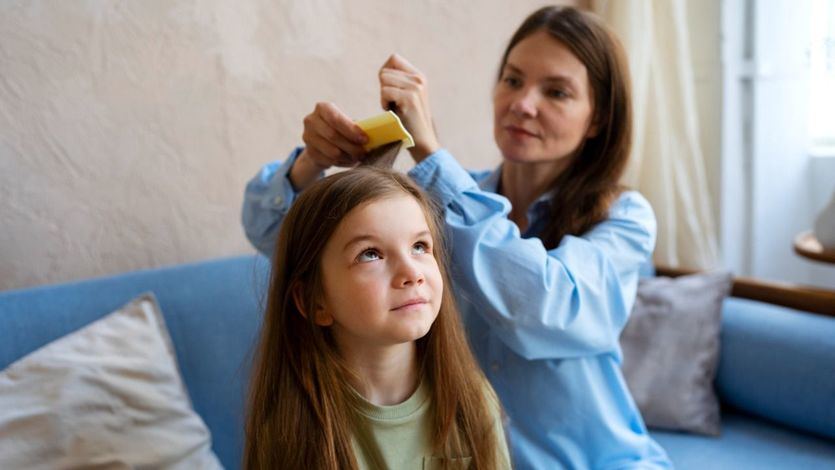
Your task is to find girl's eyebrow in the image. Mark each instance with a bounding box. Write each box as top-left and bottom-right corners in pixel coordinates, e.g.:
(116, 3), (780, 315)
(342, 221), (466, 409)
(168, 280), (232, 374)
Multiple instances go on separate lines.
(342, 230), (432, 252)
(343, 234), (377, 252)
(413, 230), (432, 240)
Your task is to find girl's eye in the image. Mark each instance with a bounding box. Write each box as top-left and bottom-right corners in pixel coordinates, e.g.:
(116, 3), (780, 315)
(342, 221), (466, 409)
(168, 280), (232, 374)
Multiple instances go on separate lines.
(357, 249), (381, 263)
(412, 241), (431, 255)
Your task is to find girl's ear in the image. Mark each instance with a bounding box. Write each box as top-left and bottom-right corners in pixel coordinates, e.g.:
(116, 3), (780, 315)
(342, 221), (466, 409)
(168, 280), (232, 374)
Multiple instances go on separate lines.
(313, 307), (335, 327)
(291, 281), (334, 327)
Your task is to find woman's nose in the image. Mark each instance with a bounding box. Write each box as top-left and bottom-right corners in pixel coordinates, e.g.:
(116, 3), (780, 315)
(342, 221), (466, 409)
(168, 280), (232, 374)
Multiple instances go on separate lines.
(509, 88), (538, 117)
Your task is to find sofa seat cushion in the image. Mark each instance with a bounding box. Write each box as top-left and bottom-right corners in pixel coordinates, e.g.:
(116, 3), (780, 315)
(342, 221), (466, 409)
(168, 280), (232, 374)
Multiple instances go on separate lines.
(653, 411), (835, 469)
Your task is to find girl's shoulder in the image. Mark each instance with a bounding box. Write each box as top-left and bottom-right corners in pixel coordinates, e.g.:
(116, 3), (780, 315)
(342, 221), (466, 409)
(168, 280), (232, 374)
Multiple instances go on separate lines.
(477, 377), (504, 422)
(478, 378), (512, 468)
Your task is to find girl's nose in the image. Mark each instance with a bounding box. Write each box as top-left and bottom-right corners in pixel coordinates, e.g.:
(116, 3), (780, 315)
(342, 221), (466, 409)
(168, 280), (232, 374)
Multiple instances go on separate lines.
(394, 258), (425, 288)
(509, 88), (538, 118)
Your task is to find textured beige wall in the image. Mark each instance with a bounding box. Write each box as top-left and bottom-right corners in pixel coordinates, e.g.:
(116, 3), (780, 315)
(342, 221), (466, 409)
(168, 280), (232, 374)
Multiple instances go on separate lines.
(1, 1), (575, 291)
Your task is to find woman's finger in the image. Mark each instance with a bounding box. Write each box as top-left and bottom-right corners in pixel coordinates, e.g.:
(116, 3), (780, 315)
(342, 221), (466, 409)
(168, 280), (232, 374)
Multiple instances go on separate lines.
(379, 86), (410, 114)
(379, 69), (423, 89)
(307, 132), (360, 168)
(314, 102), (367, 145)
(304, 130), (343, 162)
(313, 123), (366, 160)
(304, 108), (365, 160)
(380, 53), (422, 75)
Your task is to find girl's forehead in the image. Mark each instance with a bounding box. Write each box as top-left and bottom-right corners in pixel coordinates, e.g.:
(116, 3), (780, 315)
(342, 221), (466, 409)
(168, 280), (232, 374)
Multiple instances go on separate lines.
(330, 195), (432, 245)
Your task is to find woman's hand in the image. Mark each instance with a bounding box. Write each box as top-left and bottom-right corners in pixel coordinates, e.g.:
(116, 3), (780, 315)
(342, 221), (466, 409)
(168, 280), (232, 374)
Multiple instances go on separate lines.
(290, 102), (368, 190)
(378, 54), (440, 163)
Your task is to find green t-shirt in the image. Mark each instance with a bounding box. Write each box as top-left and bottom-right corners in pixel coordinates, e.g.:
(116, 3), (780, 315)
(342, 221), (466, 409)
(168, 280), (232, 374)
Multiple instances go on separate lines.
(350, 381), (511, 469)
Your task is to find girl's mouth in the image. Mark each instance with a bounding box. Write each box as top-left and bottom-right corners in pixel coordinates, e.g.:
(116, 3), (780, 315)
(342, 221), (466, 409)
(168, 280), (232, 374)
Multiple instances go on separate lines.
(392, 298), (429, 311)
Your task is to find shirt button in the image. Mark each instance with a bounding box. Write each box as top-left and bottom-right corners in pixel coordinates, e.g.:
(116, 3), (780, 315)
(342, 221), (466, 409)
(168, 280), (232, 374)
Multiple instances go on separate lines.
(491, 362), (500, 372)
(273, 196), (283, 205)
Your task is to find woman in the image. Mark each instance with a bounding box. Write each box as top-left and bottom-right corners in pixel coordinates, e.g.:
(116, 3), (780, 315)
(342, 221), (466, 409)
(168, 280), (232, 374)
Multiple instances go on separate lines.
(242, 6), (671, 469)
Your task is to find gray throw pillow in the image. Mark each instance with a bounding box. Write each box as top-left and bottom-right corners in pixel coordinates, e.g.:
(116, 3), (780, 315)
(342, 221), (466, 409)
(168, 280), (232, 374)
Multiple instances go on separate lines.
(620, 270), (733, 436)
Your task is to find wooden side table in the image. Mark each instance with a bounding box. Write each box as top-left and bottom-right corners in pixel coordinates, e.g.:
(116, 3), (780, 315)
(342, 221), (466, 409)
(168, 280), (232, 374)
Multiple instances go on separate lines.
(794, 231), (835, 264)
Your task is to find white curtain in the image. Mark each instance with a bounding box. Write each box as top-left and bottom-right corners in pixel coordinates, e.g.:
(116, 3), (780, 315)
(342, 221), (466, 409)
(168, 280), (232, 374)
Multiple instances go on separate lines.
(592, 0), (719, 269)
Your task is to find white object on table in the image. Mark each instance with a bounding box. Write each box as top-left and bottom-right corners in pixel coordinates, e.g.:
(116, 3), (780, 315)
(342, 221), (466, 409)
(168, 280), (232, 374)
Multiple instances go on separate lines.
(814, 188), (835, 250)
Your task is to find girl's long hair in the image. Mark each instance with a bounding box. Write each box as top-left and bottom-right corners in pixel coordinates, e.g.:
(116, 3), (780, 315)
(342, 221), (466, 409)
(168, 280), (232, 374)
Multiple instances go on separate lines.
(244, 167), (501, 469)
(498, 6), (633, 248)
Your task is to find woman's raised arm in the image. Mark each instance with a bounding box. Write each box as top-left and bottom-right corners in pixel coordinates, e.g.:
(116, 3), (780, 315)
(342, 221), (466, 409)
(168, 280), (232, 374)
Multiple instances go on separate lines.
(410, 150), (657, 360)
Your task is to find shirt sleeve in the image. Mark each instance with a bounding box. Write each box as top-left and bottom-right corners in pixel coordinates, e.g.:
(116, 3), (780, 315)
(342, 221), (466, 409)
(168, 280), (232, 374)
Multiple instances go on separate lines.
(241, 147), (316, 258)
(409, 149), (657, 360)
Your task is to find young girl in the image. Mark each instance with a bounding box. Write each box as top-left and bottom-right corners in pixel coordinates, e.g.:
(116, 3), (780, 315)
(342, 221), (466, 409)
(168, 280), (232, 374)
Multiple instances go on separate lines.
(244, 167), (510, 469)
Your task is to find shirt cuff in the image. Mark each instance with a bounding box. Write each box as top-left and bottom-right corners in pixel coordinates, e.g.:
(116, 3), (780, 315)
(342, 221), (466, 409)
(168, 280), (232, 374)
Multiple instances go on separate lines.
(408, 148), (480, 208)
(257, 146), (307, 212)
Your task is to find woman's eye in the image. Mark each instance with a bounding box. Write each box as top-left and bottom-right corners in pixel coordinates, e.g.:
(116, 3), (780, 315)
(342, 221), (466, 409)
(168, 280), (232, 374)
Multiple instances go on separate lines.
(546, 88), (568, 99)
(503, 76), (522, 88)
(357, 249), (381, 263)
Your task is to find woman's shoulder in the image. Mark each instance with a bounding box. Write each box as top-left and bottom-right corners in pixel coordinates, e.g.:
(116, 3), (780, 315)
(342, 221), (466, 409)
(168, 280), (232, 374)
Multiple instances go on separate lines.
(609, 190), (656, 230)
(586, 189), (657, 255)
(427, 148), (497, 185)
(612, 189), (653, 214)
(579, 190), (657, 251)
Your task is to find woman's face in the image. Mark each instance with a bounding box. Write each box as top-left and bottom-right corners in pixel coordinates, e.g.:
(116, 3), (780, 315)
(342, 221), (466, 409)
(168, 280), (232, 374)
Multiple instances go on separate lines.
(493, 30), (596, 166)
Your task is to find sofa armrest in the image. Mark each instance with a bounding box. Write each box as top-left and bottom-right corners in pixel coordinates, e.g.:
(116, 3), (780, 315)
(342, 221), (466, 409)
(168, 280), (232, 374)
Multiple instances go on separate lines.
(655, 266), (835, 317)
(716, 297), (835, 441)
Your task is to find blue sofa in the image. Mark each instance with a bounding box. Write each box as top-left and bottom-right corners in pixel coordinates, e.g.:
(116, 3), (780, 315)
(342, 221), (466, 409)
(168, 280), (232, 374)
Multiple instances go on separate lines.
(1, 255), (834, 469)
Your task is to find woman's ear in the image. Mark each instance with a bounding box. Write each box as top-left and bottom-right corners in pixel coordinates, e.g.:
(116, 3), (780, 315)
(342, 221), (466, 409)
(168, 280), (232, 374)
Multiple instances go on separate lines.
(291, 281), (334, 326)
(585, 117), (601, 138)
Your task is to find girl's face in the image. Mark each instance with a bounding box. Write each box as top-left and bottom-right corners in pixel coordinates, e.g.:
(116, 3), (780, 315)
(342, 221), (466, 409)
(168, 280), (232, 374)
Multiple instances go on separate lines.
(493, 30), (597, 167)
(315, 195), (443, 348)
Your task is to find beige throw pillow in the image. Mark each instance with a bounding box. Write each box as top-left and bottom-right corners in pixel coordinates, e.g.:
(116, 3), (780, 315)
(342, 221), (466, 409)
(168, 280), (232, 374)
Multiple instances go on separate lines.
(0, 293), (223, 469)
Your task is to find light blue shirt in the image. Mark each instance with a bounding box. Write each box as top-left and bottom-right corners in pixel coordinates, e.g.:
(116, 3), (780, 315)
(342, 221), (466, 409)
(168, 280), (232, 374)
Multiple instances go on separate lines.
(242, 147), (672, 469)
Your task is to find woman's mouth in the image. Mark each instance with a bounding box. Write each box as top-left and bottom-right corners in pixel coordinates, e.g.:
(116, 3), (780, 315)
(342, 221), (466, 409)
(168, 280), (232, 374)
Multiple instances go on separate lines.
(505, 125), (539, 140)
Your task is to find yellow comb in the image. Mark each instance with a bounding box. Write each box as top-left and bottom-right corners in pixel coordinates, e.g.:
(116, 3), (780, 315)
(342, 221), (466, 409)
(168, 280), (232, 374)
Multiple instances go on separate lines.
(356, 111), (415, 152)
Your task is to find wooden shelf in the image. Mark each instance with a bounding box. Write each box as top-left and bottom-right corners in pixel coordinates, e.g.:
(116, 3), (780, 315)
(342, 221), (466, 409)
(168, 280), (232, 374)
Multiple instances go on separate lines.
(793, 231), (835, 265)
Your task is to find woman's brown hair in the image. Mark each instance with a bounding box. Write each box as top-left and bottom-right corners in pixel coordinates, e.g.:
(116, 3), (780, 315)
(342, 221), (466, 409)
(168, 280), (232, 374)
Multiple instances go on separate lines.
(244, 167), (501, 469)
(498, 6), (633, 249)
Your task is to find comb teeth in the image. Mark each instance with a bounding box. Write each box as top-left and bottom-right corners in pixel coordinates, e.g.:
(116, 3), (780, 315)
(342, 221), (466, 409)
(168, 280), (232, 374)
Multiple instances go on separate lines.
(360, 141), (402, 169)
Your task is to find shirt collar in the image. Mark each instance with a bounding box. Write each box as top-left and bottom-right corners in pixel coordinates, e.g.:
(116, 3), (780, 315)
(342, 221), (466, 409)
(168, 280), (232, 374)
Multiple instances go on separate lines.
(479, 164), (556, 211)
(478, 164), (502, 193)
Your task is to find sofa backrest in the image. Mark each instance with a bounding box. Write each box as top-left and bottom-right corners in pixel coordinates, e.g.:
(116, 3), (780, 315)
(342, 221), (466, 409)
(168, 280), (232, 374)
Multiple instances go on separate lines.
(0, 255), (270, 469)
